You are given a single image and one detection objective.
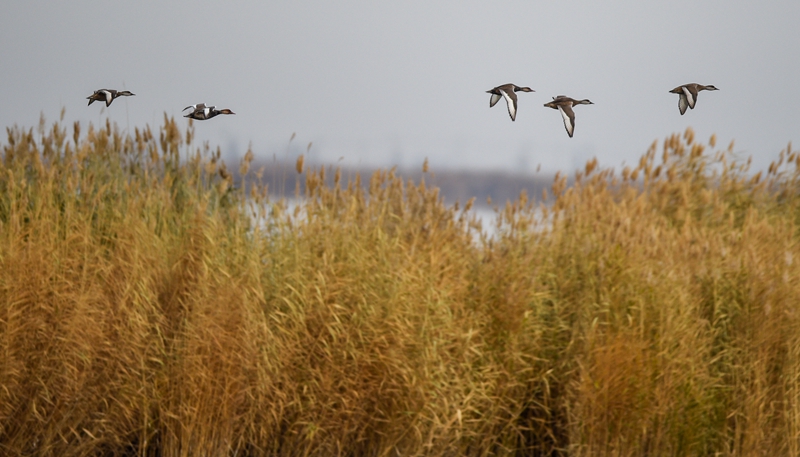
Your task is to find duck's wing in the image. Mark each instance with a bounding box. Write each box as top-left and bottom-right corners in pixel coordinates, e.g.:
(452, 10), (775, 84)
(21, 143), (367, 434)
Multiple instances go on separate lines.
(185, 110), (206, 120)
(681, 86), (697, 109)
(100, 90), (115, 106)
(489, 92), (502, 108)
(677, 93), (689, 115)
(557, 104), (576, 137)
(183, 105), (201, 118)
(183, 103), (207, 112)
(499, 89), (518, 121)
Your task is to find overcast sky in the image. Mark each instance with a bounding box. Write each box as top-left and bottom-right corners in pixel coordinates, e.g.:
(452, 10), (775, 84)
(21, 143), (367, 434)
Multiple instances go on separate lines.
(2, 0), (798, 175)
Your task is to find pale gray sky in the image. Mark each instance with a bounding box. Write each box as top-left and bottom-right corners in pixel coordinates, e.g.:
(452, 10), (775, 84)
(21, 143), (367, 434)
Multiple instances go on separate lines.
(2, 0), (798, 174)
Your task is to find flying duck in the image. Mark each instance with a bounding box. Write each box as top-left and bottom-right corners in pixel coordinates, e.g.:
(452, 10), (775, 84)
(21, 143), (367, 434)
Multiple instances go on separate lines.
(544, 96), (593, 138)
(669, 83), (719, 115)
(86, 89), (135, 107)
(182, 103), (235, 120)
(486, 83), (534, 121)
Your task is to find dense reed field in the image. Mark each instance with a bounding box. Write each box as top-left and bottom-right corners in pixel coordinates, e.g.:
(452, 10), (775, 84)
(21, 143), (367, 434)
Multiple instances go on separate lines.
(2, 114), (800, 456)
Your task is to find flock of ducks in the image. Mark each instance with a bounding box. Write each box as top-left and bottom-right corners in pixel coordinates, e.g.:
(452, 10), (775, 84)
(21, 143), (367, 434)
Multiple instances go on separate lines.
(85, 89), (235, 120)
(86, 82), (719, 139)
(486, 83), (719, 137)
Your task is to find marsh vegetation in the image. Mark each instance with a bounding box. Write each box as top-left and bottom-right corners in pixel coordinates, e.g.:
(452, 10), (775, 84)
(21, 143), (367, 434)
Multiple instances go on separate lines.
(2, 115), (800, 456)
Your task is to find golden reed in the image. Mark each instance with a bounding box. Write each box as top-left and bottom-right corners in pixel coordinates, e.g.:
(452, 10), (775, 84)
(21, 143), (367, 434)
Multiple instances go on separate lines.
(1, 115), (800, 456)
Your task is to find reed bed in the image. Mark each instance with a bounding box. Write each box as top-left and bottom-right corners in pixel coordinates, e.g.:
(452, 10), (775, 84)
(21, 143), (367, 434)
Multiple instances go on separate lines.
(1, 115), (800, 456)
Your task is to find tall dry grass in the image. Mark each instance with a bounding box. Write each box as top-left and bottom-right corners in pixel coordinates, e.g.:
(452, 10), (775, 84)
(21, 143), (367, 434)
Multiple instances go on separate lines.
(1, 115), (800, 456)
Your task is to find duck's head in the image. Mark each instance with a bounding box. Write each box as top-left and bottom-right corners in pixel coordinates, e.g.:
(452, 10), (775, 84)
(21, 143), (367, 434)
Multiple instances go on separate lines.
(703, 85), (719, 91)
(118, 91), (135, 97)
(576, 99), (594, 105)
(218, 109), (235, 115)
(517, 86), (535, 93)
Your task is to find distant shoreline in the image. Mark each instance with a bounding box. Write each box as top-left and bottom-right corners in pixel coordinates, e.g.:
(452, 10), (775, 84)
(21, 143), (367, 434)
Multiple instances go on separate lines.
(239, 159), (558, 208)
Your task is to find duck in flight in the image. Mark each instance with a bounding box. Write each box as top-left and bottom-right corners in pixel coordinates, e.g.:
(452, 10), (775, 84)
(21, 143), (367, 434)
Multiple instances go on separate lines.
(669, 83), (719, 115)
(544, 96), (593, 138)
(486, 83), (534, 121)
(86, 89), (135, 107)
(182, 103), (235, 120)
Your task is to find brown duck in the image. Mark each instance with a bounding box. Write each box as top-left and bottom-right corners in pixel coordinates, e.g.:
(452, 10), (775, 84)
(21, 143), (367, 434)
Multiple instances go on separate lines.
(543, 96), (593, 138)
(86, 89), (135, 107)
(669, 83), (719, 115)
(182, 103), (235, 120)
(486, 83), (534, 121)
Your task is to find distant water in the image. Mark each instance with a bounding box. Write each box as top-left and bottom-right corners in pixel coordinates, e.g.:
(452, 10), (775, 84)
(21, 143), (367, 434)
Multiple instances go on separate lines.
(468, 205), (550, 238)
(250, 198), (547, 241)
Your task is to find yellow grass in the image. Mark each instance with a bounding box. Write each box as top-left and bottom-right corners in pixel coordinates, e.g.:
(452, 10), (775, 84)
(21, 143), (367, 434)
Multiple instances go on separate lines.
(1, 114), (800, 456)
